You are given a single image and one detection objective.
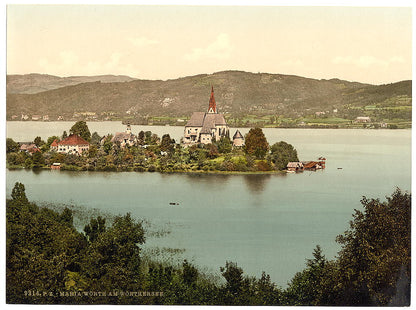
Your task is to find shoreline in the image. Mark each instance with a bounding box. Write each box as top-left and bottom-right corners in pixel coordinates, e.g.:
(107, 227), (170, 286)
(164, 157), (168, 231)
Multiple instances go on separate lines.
(6, 120), (412, 130)
(6, 166), (289, 175)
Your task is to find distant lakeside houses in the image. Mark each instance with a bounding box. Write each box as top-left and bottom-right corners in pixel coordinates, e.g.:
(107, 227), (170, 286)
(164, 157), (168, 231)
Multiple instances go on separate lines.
(19, 142), (40, 155)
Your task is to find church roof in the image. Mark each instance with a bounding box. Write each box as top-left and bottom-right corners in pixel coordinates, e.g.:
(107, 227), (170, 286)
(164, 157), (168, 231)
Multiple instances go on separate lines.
(112, 132), (136, 143)
(185, 112), (227, 129)
(185, 112), (206, 127)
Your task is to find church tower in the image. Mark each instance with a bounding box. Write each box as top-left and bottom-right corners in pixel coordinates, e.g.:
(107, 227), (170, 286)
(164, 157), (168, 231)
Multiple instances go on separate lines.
(207, 86), (217, 114)
(126, 122), (131, 133)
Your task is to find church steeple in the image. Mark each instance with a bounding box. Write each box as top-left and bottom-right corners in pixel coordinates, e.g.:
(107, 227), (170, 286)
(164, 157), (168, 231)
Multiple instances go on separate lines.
(208, 86), (217, 113)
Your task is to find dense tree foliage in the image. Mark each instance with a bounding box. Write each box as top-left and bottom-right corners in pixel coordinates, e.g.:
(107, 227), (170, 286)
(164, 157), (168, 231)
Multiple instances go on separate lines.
(34, 136), (45, 147)
(269, 141), (299, 170)
(6, 138), (20, 153)
(244, 127), (269, 159)
(283, 188), (411, 306)
(69, 121), (91, 142)
(215, 136), (232, 154)
(333, 188), (411, 306)
(6, 184), (410, 305)
(9, 123), (304, 172)
(283, 245), (329, 305)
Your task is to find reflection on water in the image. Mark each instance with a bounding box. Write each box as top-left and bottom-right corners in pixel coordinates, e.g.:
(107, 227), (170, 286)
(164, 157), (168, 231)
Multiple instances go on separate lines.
(32, 169), (43, 175)
(243, 174), (273, 194)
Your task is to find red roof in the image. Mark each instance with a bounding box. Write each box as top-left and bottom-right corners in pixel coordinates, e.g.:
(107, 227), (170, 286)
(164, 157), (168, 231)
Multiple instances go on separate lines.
(57, 134), (89, 146)
(51, 139), (59, 147)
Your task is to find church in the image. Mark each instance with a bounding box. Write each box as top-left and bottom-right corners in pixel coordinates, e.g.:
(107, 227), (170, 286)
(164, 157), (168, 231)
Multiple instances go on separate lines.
(183, 87), (230, 145)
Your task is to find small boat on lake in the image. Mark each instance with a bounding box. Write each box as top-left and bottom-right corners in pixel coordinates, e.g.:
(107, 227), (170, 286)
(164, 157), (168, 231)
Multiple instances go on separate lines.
(169, 202), (180, 206)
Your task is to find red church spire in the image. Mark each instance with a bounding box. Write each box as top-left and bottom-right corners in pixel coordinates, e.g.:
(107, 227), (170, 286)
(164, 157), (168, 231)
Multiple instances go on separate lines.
(208, 86), (217, 113)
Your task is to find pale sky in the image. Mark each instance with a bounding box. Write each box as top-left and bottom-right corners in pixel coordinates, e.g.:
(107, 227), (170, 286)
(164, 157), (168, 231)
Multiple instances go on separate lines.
(6, 4), (413, 85)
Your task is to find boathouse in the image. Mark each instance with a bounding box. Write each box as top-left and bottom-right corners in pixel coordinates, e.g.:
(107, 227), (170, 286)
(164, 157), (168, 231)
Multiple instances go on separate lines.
(287, 162), (304, 172)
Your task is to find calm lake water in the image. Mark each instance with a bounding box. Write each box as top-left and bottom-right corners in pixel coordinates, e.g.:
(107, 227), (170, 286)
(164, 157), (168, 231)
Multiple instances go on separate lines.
(6, 122), (412, 286)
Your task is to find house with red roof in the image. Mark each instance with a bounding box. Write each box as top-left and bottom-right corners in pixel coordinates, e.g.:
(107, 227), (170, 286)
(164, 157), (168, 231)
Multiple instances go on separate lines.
(19, 143), (40, 154)
(57, 134), (90, 155)
(50, 139), (59, 151)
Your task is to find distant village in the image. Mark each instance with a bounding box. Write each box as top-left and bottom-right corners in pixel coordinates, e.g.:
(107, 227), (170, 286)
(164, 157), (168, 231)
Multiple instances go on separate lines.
(11, 111), (389, 129)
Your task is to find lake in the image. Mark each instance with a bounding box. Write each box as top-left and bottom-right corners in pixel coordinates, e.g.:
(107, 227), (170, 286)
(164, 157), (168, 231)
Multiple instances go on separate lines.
(5, 122), (412, 287)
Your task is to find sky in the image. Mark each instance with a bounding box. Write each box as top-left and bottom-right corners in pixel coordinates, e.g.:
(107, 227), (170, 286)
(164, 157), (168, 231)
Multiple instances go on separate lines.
(6, 3), (413, 85)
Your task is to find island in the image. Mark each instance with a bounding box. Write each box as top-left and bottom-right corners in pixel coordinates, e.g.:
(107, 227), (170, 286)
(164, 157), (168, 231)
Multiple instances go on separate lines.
(6, 88), (323, 173)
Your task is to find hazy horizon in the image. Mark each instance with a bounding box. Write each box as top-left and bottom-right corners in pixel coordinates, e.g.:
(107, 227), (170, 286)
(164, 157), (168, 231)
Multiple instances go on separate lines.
(5, 69), (412, 86)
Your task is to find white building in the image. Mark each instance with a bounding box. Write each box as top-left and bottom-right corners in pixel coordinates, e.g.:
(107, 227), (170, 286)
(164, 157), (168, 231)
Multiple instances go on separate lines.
(57, 134), (90, 155)
(183, 87), (229, 145)
(233, 130), (245, 147)
(356, 116), (371, 123)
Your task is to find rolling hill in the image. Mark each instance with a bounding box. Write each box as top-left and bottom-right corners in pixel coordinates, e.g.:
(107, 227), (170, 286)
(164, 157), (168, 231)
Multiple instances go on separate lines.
(6, 73), (137, 94)
(6, 71), (412, 126)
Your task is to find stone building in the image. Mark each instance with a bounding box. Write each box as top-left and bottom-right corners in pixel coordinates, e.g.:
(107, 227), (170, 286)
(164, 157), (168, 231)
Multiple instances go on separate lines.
(183, 87), (229, 145)
(111, 123), (137, 148)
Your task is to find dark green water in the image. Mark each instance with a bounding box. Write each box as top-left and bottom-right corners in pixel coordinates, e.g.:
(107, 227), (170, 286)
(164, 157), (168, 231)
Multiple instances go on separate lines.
(6, 125), (411, 286)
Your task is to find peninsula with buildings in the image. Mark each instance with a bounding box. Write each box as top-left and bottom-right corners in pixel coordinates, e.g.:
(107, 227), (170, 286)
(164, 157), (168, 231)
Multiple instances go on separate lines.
(6, 87), (324, 173)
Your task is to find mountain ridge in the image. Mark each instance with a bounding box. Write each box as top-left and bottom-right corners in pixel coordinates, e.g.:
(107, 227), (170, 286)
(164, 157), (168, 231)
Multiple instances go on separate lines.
(6, 70), (411, 126)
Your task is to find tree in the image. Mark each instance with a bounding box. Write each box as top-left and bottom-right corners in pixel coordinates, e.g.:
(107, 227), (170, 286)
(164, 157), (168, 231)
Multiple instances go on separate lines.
(207, 143), (219, 159)
(182, 259), (198, 287)
(84, 216), (106, 243)
(216, 136), (232, 154)
(60, 208), (74, 227)
(31, 151), (45, 168)
(269, 141), (299, 170)
(6, 138), (20, 153)
(88, 144), (98, 158)
(69, 121), (91, 141)
(255, 272), (281, 305)
(81, 213), (145, 291)
(7, 152), (26, 166)
(334, 188), (411, 306)
(102, 135), (113, 154)
(46, 136), (60, 149)
(34, 136), (45, 147)
(138, 131), (145, 145)
(11, 182), (29, 204)
(220, 261), (245, 304)
(91, 132), (102, 145)
(6, 188), (85, 304)
(284, 245), (328, 305)
(62, 131), (68, 139)
(244, 128), (269, 159)
(160, 134), (175, 153)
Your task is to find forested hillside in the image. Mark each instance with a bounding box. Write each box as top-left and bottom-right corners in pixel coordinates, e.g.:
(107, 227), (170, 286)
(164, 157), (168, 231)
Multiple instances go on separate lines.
(7, 71), (411, 127)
